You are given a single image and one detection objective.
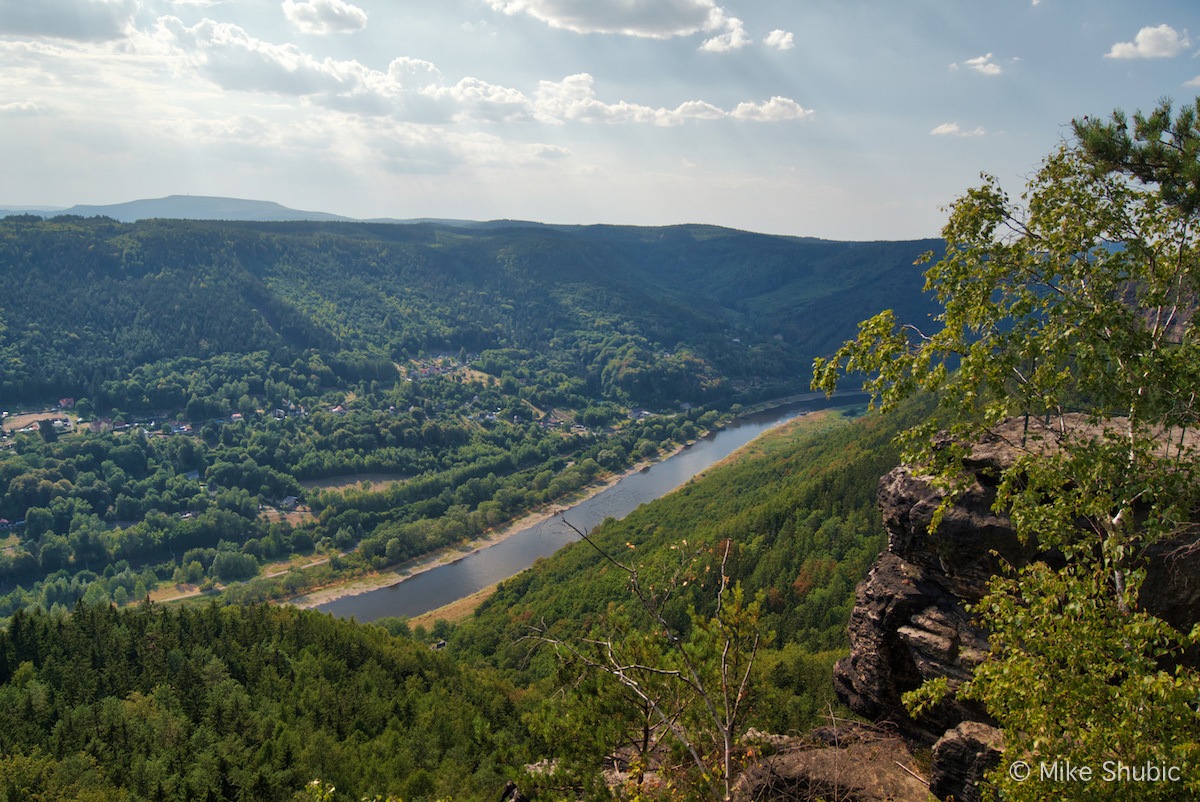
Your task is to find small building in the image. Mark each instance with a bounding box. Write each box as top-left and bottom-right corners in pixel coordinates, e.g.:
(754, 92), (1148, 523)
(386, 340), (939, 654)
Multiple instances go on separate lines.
(59, 398), (76, 410)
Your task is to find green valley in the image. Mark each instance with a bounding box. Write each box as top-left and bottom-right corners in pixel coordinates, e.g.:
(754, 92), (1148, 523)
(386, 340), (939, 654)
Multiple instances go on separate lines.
(0, 391), (922, 801)
(0, 215), (936, 618)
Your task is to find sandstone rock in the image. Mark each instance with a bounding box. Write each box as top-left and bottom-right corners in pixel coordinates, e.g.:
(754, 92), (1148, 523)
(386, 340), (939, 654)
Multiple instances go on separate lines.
(835, 418), (1200, 800)
(929, 722), (1003, 802)
(832, 550), (992, 743)
(734, 723), (930, 802)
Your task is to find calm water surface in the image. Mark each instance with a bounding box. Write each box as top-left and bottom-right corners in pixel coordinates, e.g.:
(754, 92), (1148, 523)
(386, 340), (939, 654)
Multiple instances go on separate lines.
(319, 394), (866, 622)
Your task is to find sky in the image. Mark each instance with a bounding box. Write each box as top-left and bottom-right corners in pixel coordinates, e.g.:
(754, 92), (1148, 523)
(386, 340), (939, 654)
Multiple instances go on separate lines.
(0, 0), (1197, 240)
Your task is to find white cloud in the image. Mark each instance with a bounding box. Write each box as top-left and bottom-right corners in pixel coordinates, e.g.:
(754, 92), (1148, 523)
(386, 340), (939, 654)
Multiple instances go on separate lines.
(282, 0), (367, 35)
(950, 53), (1001, 75)
(763, 29), (794, 51)
(534, 74), (808, 126)
(730, 97), (812, 121)
(1105, 24), (1189, 59)
(422, 77), (535, 122)
(486, 0), (728, 39)
(0, 0), (139, 42)
(535, 73), (699, 124)
(1186, 74), (1200, 87)
(931, 122), (985, 137)
(156, 17), (372, 97)
(0, 100), (43, 114)
(699, 17), (750, 53)
(387, 56), (443, 88)
(149, 20), (808, 128)
(151, 17), (535, 121)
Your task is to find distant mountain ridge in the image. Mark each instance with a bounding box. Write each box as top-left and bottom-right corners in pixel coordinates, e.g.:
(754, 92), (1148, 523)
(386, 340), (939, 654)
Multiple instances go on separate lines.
(0, 196), (845, 237)
(2, 195), (352, 223)
(0, 194), (514, 226)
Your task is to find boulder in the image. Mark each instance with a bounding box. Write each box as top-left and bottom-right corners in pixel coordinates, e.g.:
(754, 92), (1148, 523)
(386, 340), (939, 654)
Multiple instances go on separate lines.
(929, 722), (1004, 802)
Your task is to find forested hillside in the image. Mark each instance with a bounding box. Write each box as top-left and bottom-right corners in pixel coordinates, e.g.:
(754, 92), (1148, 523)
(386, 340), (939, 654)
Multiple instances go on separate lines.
(0, 215), (935, 621)
(0, 394), (926, 801)
(0, 601), (524, 801)
(0, 216), (936, 405)
(444, 399), (931, 796)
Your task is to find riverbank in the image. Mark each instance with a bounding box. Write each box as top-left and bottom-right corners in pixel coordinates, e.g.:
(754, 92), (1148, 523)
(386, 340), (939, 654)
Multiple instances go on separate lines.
(284, 395), (863, 616)
(316, 408), (844, 619)
(285, 441), (693, 611)
(409, 582), (500, 627)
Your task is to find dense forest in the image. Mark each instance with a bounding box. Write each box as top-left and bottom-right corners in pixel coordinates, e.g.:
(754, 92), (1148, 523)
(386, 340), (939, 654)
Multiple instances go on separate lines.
(0, 397), (921, 801)
(0, 216), (938, 406)
(0, 216), (935, 623)
(0, 601), (523, 800)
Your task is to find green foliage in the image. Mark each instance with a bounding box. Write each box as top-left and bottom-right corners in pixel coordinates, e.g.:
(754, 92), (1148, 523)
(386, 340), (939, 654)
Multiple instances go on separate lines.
(0, 215), (934, 619)
(449, 402), (924, 795)
(816, 98), (1200, 801)
(0, 216), (941, 795)
(1074, 96), (1200, 216)
(0, 217), (934, 407)
(0, 601), (523, 801)
(456, 404), (917, 677)
(0, 399), (928, 798)
(535, 537), (767, 800)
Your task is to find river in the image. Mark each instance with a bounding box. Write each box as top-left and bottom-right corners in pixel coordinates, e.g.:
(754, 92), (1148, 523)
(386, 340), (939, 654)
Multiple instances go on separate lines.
(318, 393), (867, 622)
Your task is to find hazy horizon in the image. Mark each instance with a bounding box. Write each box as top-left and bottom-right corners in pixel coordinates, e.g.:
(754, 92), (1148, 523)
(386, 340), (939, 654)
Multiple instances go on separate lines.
(1, 0), (1196, 240)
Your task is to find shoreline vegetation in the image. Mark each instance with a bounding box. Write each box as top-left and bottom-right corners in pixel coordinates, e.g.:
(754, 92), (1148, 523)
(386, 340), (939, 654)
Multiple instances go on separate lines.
(86, 392), (857, 617)
(0, 215), (935, 631)
(282, 434), (699, 612)
(287, 398), (856, 623)
(139, 439), (689, 612)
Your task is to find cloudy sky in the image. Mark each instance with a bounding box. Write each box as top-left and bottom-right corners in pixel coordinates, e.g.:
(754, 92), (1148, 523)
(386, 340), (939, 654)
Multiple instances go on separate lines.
(1, 0), (1197, 239)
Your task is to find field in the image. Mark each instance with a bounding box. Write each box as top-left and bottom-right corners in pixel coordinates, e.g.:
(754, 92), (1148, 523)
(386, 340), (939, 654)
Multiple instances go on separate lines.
(298, 472), (410, 492)
(2, 411), (65, 432)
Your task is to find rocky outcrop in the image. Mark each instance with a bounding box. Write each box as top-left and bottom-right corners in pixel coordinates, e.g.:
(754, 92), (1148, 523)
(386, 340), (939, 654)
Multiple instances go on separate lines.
(833, 460), (1032, 743)
(835, 418), (1200, 801)
(734, 722), (930, 802)
(929, 722), (1003, 802)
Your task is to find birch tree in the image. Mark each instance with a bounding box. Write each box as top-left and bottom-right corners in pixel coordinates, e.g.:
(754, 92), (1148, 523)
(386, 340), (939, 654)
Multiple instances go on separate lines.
(813, 98), (1200, 800)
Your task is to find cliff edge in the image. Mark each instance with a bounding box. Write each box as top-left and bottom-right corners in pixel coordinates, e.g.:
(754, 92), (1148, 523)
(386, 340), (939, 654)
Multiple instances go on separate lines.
(834, 420), (1200, 801)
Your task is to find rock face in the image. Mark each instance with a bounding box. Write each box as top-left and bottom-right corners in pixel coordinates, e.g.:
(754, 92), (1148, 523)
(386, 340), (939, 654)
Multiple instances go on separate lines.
(833, 461), (1031, 743)
(929, 722), (1004, 802)
(834, 420), (1200, 801)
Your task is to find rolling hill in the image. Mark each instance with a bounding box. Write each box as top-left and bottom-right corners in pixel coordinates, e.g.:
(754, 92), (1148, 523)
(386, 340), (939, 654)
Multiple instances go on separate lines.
(0, 214), (939, 407)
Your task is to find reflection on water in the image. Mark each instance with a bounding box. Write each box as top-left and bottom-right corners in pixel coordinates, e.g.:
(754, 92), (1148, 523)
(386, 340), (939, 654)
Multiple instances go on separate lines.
(319, 394), (866, 622)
